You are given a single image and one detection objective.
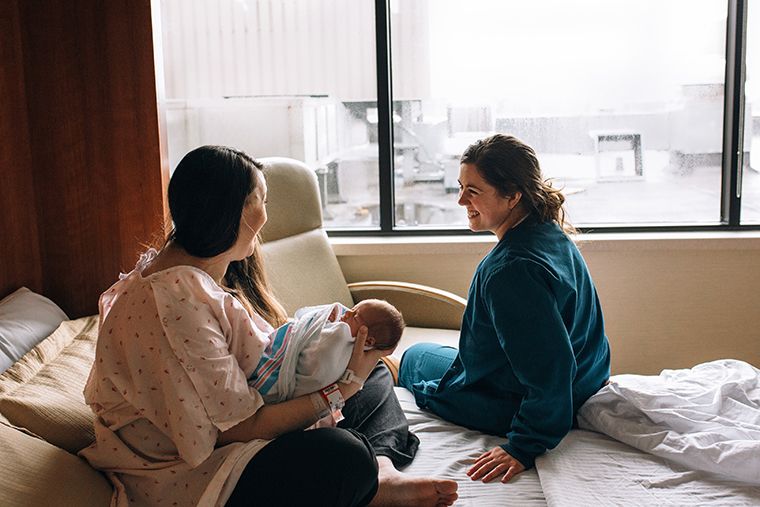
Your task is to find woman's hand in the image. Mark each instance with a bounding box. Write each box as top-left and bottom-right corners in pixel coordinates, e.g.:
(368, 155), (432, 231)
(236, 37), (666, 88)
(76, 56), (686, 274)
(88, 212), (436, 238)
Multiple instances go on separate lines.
(467, 446), (525, 483)
(346, 326), (385, 375)
(335, 326), (384, 400)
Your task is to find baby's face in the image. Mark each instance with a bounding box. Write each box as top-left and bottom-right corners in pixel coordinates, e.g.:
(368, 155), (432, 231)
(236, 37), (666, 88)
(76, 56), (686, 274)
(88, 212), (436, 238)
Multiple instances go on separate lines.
(340, 302), (367, 336)
(339, 301), (400, 351)
(340, 301), (377, 347)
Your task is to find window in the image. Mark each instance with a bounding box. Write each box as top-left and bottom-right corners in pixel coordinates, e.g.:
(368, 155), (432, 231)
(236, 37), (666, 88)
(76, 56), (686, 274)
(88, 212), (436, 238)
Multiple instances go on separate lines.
(158, 0), (381, 228)
(744, 0), (760, 223)
(157, 0), (758, 233)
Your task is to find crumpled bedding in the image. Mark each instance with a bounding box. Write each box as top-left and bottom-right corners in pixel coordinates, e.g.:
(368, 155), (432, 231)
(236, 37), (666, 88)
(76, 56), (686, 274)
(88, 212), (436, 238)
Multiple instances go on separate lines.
(576, 359), (760, 485)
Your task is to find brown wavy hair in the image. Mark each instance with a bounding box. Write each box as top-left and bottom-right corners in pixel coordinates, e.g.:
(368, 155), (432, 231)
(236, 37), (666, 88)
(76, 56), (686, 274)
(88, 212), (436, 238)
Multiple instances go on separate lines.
(224, 241), (287, 328)
(460, 134), (574, 234)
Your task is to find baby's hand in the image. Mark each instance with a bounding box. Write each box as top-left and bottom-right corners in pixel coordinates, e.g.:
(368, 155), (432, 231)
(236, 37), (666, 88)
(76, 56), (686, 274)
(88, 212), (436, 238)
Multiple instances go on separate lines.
(327, 305), (340, 322)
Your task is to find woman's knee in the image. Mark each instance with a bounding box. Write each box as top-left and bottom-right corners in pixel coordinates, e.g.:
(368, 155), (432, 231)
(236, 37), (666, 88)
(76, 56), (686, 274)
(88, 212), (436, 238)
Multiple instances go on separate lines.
(398, 342), (458, 389)
(368, 360), (394, 389)
(272, 428), (377, 478)
(284, 429), (377, 503)
(318, 428), (376, 464)
(233, 428), (378, 507)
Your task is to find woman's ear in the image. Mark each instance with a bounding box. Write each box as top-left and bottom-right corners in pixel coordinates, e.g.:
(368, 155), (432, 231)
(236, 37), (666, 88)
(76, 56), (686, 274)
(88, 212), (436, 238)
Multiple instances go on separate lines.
(508, 191), (523, 210)
(365, 336), (376, 347)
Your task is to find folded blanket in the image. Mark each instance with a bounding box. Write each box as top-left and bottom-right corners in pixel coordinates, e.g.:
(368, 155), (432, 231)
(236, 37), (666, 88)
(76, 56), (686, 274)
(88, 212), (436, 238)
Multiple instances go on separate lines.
(577, 359), (760, 485)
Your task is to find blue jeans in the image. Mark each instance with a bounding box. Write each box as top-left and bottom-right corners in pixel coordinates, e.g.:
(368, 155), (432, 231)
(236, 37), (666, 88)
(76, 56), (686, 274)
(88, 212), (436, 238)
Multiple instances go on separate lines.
(399, 343), (520, 435)
(398, 342), (458, 396)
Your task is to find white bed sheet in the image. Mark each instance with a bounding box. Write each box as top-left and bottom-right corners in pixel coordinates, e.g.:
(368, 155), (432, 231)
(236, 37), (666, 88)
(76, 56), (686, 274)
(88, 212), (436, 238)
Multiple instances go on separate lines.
(535, 430), (760, 506)
(395, 387), (547, 506)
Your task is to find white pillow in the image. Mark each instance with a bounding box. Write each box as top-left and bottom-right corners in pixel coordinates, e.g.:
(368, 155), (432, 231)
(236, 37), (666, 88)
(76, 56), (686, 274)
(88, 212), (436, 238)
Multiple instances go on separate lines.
(0, 288), (69, 373)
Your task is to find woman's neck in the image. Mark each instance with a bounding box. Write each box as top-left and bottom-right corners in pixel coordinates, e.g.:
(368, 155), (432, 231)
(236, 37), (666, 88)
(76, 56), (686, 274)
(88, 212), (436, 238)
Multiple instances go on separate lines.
(494, 207), (530, 241)
(146, 242), (230, 284)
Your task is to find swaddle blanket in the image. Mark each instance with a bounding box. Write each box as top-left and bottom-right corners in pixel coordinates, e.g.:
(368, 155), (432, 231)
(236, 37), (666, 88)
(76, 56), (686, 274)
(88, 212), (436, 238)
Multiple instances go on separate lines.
(577, 359), (760, 484)
(249, 304), (354, 403)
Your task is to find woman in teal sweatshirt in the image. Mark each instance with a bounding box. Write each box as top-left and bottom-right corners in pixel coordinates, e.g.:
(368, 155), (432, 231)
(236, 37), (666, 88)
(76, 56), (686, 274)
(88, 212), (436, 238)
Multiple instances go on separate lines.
(399, 134), (611, 484)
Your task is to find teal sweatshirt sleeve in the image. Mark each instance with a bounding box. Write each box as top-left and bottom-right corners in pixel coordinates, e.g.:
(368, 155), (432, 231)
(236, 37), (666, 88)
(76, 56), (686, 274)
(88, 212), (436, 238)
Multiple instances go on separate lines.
(485, 260), (576, 469)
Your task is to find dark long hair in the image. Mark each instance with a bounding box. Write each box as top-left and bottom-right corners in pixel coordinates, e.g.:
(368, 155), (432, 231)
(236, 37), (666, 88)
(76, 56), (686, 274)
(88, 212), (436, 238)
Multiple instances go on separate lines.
(168, 145), (257, 256)
(167, 145), (287, 326)
(461, 134), (574, 233)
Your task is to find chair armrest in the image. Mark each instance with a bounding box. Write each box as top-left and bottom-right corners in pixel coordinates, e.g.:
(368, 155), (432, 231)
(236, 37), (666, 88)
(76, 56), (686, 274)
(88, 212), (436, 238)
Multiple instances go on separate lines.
(348, 281), (466, 330)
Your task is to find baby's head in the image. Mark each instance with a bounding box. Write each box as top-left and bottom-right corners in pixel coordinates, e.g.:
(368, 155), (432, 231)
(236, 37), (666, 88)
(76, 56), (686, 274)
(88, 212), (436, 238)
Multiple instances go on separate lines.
(340, 299), (405, 351)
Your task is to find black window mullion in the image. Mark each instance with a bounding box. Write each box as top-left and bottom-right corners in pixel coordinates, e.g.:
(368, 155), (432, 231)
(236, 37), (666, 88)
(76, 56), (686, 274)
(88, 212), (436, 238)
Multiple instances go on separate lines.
(721, 0), (748, 226)
(374, 0), (395, 232)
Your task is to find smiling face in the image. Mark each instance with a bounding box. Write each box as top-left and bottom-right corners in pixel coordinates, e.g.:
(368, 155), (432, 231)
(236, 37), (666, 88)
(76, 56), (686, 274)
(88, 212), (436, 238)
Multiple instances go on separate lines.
(231, 169), (267, 261)
(457, 162), (522, 240)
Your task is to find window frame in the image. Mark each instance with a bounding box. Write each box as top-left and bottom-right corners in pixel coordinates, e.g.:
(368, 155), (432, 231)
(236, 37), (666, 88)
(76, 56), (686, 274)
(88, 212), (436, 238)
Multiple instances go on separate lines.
(327, 0), (758, 237)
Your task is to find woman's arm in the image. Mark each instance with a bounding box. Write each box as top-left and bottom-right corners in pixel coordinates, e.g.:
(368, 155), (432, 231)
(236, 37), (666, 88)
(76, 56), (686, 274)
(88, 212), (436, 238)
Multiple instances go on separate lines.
(217, 387), (351, 443)
(468, 262), (575, 482)
(218, 326), (382, 444)
(492, 267), (575, 468)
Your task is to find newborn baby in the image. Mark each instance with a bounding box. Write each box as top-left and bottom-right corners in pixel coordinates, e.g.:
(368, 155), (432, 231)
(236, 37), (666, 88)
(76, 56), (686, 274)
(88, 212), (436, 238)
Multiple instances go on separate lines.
(249, 299), (404, 403)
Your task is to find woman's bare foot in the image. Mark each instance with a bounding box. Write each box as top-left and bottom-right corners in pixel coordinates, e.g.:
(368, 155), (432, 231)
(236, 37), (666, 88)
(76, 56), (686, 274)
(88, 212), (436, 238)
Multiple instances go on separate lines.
(369, 456), (458, 507)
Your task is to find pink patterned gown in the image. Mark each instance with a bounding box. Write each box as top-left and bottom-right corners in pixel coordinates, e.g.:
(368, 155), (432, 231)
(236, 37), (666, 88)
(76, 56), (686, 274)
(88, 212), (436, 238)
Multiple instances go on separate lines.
(79, 250), (273, 506)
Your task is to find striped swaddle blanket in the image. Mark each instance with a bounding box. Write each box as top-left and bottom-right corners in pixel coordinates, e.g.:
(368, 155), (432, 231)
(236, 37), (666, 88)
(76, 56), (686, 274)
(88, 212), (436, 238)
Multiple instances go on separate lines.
(249, 303), (355, 403)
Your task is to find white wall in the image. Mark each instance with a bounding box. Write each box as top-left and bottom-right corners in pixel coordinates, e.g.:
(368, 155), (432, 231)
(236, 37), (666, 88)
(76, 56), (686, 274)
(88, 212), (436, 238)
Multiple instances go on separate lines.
(333, 234), (760, 375)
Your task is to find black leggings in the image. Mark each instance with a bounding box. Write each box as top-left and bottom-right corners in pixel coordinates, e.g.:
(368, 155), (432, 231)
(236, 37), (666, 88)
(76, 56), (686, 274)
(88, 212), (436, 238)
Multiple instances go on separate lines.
(227, 363), (419, 507)
(226, 427), (379, 507)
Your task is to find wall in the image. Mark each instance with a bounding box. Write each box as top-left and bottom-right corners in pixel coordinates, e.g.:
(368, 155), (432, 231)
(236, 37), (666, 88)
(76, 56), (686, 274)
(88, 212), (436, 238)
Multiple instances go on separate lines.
(0, 0), (167, 317)
(334, 235), (760, 375)
(0, 0), (43, 298)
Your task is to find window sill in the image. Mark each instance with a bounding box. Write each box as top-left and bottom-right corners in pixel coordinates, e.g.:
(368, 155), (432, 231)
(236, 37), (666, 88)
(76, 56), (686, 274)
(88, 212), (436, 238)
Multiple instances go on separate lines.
(330, 230), (760, 256)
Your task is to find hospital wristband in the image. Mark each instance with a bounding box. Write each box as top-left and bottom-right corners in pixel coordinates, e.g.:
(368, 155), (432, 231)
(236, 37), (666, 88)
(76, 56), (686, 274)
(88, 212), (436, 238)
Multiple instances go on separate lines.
(338, 368), (365, 388)
(309, 392), (331, 419)
(320, 383), (345, 423)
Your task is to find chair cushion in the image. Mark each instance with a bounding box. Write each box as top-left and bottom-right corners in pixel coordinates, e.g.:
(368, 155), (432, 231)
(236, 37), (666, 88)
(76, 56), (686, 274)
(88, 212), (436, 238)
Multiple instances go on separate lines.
(262, 228), (354, 315)
(0, 316), (98, 454)
(260, 157), (324, 242)
(0, 421), (112, 507)
(0, 287), (69, 373)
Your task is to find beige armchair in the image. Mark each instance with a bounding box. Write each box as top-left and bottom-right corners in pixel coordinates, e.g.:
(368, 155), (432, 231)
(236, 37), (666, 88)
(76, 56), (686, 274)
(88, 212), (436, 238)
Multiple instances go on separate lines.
(259, 157), (464, 353)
